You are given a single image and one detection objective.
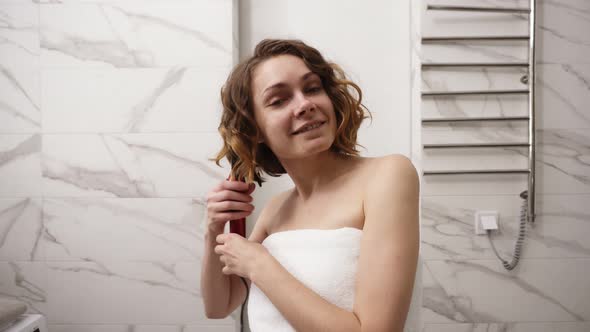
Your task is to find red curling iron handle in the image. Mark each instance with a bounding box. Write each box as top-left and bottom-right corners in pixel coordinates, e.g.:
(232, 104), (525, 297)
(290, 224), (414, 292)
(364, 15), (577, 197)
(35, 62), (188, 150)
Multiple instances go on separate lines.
(227, 174), (246, 237)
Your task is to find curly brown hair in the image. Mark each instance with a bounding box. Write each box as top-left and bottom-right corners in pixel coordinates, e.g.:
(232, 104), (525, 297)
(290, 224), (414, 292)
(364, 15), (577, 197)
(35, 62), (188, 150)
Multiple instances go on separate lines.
(209, 39), (372, 186)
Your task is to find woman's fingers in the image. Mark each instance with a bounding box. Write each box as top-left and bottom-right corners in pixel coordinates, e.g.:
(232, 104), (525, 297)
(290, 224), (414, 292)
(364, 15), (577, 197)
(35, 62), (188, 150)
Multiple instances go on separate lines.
(205, 179), (256, 231)
(208, 200), (254, 215)
(208, 189), (252, 204)
(207, 201), (254, 223)
(221, 179), (251, 192)
(245, 182), (256, 195)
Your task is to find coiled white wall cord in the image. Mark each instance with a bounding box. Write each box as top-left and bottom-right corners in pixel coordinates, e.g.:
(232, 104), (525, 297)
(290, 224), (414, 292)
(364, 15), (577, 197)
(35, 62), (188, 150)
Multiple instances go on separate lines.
(487, 190), (528, 271)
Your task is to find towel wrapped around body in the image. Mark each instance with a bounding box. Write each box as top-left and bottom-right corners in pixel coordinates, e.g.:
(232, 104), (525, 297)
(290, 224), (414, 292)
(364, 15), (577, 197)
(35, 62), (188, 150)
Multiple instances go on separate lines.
(246, 227), (421, 332)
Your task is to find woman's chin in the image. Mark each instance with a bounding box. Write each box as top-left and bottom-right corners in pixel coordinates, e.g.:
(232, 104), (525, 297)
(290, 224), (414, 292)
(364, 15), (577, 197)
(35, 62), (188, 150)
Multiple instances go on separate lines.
(298, 139), (334, 154)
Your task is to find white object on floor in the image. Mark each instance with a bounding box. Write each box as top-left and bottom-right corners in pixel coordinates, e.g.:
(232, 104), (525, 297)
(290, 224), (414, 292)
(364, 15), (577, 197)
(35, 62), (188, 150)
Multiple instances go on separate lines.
(247, 227), (421, 332)
(2, 314), (48, 332)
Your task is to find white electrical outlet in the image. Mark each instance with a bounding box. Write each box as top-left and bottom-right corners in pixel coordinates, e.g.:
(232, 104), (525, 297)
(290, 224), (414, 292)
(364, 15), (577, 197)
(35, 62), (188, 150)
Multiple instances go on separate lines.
(474, 210), (499, 235)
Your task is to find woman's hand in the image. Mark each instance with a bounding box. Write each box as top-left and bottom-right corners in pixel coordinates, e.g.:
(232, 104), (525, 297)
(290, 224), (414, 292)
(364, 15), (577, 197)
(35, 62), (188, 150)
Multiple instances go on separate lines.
(205, 180), (256, 234)
(214, 233), (269, 279)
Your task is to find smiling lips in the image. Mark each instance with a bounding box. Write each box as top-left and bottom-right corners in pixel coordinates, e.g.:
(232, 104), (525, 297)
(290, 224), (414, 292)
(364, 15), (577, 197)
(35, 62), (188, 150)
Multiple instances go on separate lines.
(293, 121), (326, 135)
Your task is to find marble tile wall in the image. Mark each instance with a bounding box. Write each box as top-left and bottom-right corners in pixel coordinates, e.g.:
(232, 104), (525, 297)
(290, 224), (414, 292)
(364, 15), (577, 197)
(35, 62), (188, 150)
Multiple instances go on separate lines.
(413, 0), (590, 331)
(0, 0), (238, 331)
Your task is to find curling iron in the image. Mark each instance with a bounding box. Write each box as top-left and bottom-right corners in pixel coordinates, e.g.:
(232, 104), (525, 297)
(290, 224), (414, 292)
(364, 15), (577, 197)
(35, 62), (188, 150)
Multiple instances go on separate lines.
(226, 173), (247, 237)
(225, 172), (249, 331)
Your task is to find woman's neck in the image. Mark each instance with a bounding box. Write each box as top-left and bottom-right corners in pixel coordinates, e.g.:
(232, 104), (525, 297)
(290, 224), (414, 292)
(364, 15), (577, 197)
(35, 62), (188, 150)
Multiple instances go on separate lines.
(285, 152), (361, 202)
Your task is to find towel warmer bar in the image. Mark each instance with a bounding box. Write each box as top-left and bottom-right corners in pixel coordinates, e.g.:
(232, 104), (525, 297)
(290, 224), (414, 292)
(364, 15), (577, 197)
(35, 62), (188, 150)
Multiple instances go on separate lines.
(422, 35), (529, 42)
(426, 5), (530, 14)
(420, 1), (537, 223)
(422, 89), (529, 96)
(422, 62), (529, 68)
(424, 169), (530, 175)
(423, 116), (529, 123)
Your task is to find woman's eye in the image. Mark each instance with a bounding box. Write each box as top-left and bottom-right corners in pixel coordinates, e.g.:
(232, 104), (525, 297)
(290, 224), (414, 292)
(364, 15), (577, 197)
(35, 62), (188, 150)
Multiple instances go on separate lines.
(269, 99), (284, 107)
(306, 86), (322, 93)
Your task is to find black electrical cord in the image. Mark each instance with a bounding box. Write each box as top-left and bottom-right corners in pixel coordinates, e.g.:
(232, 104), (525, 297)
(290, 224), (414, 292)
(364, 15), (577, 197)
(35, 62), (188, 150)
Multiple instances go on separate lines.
(239, 276), (250, 332)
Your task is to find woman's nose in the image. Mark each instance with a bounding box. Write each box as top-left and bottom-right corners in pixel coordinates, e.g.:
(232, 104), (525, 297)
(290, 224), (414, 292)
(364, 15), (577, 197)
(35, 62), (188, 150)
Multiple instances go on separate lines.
(294, 91), (314, 115)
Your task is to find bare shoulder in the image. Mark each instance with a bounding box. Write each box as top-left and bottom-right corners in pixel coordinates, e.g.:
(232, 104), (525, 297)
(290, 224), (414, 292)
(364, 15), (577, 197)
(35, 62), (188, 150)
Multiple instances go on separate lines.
(377, 153), (414, 169)
(363, 153), (418, 185)
(247, 188), (292, 243)
(362, 154), (419, 208)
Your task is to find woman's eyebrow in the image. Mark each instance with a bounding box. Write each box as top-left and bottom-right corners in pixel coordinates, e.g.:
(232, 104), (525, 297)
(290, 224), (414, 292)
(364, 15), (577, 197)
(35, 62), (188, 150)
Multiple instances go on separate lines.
(300, 71), (319, 82)
(261, 72), (319, 99)
(262, 83), (287, 98)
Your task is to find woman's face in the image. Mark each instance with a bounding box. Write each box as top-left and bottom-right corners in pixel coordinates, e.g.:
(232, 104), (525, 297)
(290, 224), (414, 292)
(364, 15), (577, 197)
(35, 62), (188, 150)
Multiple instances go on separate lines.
(251, 54), (337, 160)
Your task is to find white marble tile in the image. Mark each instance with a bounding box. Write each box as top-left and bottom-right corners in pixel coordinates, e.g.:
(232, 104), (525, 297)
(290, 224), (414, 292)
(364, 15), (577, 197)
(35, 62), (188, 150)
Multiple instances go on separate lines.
(39, 1), (234, 68)
(421, 194), (590, 260)
(0, 67), (40, 133)
(34, 0), (207, 2)
(40, 198), (206, 262)
(421, 173), (528, 196)
(421, 94), (528, 121)
(422, 0), (529, 38)
(0, 134), (41, 197)
(421, 128), (589, 195)
(0, 4), (41, 133)
(420, 0), (529, 65)
(421, 130), (529, 177)
(45, 261), (234, 325)
(528, 194), (590, 257)
(537, 0), (590, 64)
(0, 261), (48, 316)
(422, 121), (528, 146)
(416, 0), (590, 330)
(41, 68), (226, 133)
(422, 147), (529, 172)
(421, 41), (529, 64)
(420, 60), (531, 143)
(41, 133), (230, 197)
(421, 0), (590, 65)
(47, 325), (235, 332)
(0, 4), (39, 66)
(153, 326), (236, 332)
(537, 63), (590, 129)
(422, 259), (590, 323)
(0, 198), (43, 260)
(423, 322), (590, 332)
(421, 66), (529, 126)
(536, 129), (590, 194)
(422, 67), (528, 92)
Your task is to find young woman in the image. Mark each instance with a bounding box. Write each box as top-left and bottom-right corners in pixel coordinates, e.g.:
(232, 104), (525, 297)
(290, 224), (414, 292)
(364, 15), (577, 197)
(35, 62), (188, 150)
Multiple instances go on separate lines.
(201, 39), (420, 332)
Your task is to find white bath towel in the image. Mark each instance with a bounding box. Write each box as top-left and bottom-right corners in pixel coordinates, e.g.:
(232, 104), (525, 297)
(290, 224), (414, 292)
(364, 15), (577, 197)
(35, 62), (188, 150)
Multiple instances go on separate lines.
(247, 227), (421, 332)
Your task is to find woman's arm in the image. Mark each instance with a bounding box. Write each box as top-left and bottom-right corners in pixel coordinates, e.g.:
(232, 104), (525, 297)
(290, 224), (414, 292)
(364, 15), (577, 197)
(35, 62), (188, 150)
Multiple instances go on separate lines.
(353, 155), (420, 331)
(251, 255), (362, 332)
(201, 226), (231, 318)
(203, 191), (277, 319)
